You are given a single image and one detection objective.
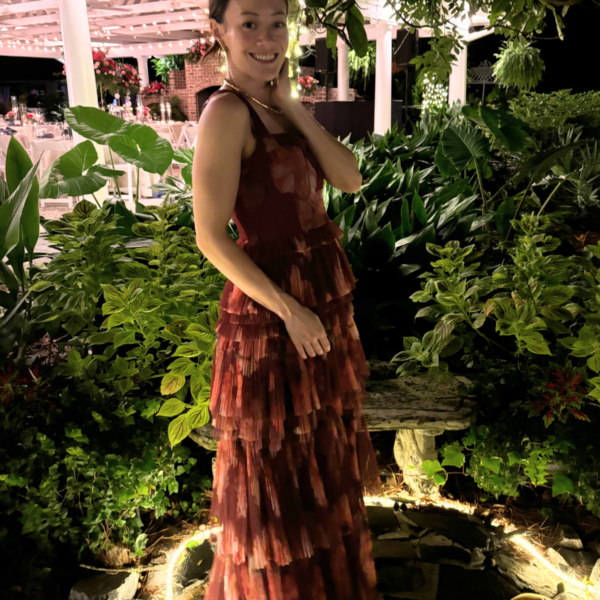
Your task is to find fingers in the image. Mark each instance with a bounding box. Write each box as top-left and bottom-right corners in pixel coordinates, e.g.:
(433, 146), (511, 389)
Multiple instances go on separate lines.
(302, 334), (331, 360)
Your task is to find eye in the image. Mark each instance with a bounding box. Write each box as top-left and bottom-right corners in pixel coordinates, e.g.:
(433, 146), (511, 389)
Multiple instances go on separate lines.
(242, 21), (255, 28)
(274, 21), (287, 28)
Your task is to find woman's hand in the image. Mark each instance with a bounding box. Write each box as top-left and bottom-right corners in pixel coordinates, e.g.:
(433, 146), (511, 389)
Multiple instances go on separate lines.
(282, 297), (331, 360)
(270, 56), (296, 111)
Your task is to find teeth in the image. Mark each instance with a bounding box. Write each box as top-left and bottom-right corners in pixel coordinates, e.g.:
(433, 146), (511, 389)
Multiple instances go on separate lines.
(253, 53), (275, 60)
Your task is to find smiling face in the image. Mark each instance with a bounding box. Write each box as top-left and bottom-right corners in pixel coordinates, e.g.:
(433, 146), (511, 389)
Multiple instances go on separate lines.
(211, 0), (289, 84)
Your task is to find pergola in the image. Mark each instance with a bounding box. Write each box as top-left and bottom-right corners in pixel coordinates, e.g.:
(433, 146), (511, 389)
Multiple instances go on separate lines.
(0, 0), (493, 136)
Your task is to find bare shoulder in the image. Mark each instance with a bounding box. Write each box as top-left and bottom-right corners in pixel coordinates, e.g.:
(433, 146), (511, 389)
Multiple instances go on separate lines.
(197, 92), (251, 150)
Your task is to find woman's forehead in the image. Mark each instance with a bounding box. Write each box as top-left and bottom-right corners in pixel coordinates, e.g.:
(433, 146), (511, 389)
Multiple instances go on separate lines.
(226, 0), (287, 18)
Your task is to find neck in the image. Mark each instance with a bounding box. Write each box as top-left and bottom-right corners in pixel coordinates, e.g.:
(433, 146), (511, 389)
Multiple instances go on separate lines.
(225, 71), (273, 105)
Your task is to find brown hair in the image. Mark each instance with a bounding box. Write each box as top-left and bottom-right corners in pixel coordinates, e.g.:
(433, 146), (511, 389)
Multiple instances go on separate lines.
(201, 0), (289, 62)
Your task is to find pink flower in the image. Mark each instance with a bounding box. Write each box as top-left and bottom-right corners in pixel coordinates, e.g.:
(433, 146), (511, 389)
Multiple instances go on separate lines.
(121, 70), (126, 75)
(125, 83), (129, 87)
(96, 69), (101, 74)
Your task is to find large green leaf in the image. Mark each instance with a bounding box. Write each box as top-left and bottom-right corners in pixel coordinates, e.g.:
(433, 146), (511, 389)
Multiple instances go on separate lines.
(66, 106), (173, 174)
(494, 196), (515, 238)
(0, 177), (8, 205)
(39, 141), (109, 198)
(174, 148), (194, 185)
(441, 125), (491, 171)
(5, 137), (39, 260)
(479, 106), (529, 153)
(346, 9), (368, 58)
(65, 106), (131, 144)
(513, 141), (587, 185)
(109, 125), (173, 175)
(0, 156), (42, 260)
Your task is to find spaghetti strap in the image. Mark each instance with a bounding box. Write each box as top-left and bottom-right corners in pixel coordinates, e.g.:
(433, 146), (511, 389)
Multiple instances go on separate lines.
(202, 87), (273, 140)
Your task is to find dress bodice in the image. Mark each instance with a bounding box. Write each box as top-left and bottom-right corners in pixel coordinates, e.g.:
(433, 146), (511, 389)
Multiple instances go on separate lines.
(203, 88), (339, 260)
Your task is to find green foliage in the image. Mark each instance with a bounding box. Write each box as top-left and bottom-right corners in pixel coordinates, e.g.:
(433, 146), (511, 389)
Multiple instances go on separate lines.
(393, 213), (600, 514)
(411, 36), (460, 87)
(509, 90), (600, 148)
(348, 42), (376, 91)
(151, 55), (185, 85)
(493, 39), (545, 92)
(31, 201), (224, 447)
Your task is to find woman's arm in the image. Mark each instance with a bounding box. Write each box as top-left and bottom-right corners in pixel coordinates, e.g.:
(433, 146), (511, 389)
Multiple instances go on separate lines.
(279, 99), (363, 194)
(192, 93), (331, 360)
(270, 58), (362, 194)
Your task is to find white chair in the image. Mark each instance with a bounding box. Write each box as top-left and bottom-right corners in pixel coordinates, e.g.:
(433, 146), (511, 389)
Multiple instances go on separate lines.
(32, 139), (75, 208)
(170, 123), (185, 150)
(184, 127), (197, 149)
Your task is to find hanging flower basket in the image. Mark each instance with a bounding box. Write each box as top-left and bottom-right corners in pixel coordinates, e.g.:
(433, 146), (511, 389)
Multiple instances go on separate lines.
(118, 63), (140, 96)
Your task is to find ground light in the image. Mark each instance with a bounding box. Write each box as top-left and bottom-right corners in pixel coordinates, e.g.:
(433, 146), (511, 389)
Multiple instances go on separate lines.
(161, 494), (600, 600)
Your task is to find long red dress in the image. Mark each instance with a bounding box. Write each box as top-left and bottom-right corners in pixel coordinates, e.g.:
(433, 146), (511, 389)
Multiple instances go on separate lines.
(203, 87), (382, 600)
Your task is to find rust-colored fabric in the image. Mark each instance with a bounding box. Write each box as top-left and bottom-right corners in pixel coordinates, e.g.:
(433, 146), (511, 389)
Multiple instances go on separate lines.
(204, 87), (382, 600)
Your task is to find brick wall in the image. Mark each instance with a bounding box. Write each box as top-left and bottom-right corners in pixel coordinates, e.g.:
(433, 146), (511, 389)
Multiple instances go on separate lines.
(169, 54), (223, 122)
(166, 58), (355, 122)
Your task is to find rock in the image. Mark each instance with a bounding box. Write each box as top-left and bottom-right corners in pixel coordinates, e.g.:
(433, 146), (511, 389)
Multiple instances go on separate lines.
(591, 559), (600, 585)
(436, 565), (520, 600)
(402, 511), (491, 550)
(557, 549), (597, 577)
(549, 525), (583, 550)
(412, 532), (472, 565)
(189, 426), (219, 452)
(469, 547), (486, 570)
(173, 540), (214, 598)
(367, 360), (399, 381)
(372, 540), (417, 561)
(379, 531), (411, 541)
(376, 565), (425, 593)
(381, 563), (440, 600)
(367, 506), (403, 536)
(493, 550), (589, 600)
(69, 572), (139, 600)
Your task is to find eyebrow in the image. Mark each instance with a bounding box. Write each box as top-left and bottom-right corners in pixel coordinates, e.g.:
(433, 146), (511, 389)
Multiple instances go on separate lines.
(240, 10), (286, 15)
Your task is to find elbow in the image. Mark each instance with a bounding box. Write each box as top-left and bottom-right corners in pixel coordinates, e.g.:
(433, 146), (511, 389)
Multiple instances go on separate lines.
(349, 172), (363, 193)
(341, 171), (362, 194)
(195, 227), (224, 256)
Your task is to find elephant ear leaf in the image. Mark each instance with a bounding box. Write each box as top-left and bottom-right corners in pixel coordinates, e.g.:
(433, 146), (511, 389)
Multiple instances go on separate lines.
(0, 156), (42, 260)
(441, 125), (490, 171)
(39, 141), (108, 199)
(65, 106), (130, 144)
(174, 148), (194, 186)
(5, 137), (39, 259)
(480, 106), (529, 153)
(109, 124), (173, 175)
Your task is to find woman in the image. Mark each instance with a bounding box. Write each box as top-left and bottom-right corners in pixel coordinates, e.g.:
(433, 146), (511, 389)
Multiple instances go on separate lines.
(192, 0), (382, 596)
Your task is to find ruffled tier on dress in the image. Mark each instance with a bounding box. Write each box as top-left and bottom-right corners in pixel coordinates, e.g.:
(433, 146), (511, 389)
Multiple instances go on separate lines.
(206, 221), (381, 600)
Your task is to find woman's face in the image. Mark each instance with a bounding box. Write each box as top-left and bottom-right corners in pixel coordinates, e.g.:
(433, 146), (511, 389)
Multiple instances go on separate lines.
(213, 0), (289, 82)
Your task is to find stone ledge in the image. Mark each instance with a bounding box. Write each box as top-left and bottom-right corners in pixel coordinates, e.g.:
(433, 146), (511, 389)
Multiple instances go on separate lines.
(364, 374), (475, 432)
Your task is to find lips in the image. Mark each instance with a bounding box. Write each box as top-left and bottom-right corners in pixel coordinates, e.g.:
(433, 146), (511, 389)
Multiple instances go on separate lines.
(249, 52), (279, 64)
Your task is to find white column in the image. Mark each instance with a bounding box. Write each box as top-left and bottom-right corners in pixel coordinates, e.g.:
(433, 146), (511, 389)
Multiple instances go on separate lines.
(448, 42), (468, 106)
(58, 0), (98, 119)
(448, 12), (470, 107)
(374, 21), (393, 136)
(58, 0), (105, 200)
(336, 39), (350, 101)
(137, 56), (150, 89)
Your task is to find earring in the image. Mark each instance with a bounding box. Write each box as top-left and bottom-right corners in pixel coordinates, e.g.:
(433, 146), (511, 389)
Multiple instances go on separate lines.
(216, 39), (228, 74)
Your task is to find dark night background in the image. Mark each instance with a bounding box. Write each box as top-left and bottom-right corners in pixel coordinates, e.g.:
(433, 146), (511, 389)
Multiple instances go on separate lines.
(0, 5), (598, 109)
